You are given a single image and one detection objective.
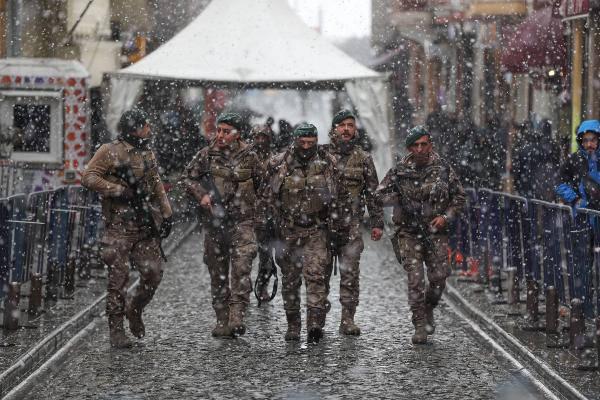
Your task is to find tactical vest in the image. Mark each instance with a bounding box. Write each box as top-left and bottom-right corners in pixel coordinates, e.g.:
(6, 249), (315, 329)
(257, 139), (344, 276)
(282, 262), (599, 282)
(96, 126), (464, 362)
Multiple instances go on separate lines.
(280, 156), (331, 227)
(108, 140), (158, 184)
(208, 151), (256, 219)
(395, 161), (451, 224)
(340, 150), (365, 202)
(105, 140), (160, 224)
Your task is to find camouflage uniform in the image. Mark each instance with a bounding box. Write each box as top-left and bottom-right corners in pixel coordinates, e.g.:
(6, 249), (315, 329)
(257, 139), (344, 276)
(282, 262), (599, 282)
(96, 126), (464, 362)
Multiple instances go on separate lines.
(377, 152), (465, 336)
(181, 141), (262, 336)
(263, 146), (339, 342)
(82, 137), (172, 345)
(323, 142), (383, 333)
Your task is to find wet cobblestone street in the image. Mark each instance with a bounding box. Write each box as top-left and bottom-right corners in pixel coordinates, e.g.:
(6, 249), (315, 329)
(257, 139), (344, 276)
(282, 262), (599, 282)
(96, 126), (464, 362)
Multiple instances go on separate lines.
(21, 229), (551, 399)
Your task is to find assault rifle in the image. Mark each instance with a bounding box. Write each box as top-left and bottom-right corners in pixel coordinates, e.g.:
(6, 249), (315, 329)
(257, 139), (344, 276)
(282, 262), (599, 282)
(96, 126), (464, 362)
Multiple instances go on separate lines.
(114, 165), (167, 261)
(197, 171), (228, 230)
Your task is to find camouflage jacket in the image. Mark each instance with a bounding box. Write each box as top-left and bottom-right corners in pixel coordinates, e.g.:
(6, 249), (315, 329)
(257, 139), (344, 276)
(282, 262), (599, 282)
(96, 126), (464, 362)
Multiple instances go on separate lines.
(82, 138), (172, 229)
(323, 143), (384, 230)
(377, 152), (465, 234)
(262, 146), (340, 234)
(181, 141), (263, 223)
(252, 145), (275, 175)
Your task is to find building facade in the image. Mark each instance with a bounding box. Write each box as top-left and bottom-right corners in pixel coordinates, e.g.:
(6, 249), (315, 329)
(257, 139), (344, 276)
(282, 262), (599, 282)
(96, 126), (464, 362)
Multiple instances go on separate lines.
(1, 0), (210, 87)
(372, 0), (581, 150)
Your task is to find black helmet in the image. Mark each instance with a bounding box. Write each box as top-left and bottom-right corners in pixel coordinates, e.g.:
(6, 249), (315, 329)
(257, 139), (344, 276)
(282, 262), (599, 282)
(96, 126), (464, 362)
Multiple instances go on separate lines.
(118, 108), (149, 135)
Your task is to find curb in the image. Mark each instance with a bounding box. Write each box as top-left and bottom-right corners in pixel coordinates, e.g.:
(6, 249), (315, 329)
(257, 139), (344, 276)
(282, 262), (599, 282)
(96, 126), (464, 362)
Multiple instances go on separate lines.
(0, 292), (104, 398)
(3, 315), (101, 400)
(445, 282), (588, 400)
(0, 221), (198, 398)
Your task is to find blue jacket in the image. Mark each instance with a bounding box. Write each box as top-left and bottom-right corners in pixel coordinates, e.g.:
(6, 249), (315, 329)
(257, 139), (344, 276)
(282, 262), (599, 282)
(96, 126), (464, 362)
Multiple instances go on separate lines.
(556, 134), (600, 210)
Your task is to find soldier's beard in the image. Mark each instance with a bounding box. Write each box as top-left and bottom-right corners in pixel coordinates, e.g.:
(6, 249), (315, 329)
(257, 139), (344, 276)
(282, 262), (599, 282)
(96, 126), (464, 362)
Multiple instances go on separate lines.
(338, 140), (355, 154)
(295, 146), (317, 162)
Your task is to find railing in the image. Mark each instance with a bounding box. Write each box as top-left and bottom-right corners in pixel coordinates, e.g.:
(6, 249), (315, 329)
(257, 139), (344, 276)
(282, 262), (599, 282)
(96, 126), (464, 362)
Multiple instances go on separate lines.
(1, 186), (103, 328)
(0, 160), (24, 198)
(452, 188), (600, 368)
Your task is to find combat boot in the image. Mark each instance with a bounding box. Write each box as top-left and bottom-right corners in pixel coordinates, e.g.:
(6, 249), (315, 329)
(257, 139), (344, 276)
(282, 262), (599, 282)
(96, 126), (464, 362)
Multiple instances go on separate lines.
(212, 306), (233, 338)
(307, 308), (324, 344)
(425, 303), (436, 335)
(412, 320), (428, 345)
(339, 305), (361, 336)
(229, 303), (247, 336)
(285, 311), (301, 341)
(125, 301), (145, 339)
(109, 315), (133, 349)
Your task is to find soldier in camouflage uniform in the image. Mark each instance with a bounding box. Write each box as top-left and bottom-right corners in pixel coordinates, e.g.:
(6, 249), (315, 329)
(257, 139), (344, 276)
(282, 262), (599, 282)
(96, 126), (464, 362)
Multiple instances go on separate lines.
(82, 109), (173, 348)
(324, 110), (384, 335)
(377, 126), (465, 344)
(249, 124), (277, 304)
(181, 113), (262, 337)
(263, 123), (340, 343)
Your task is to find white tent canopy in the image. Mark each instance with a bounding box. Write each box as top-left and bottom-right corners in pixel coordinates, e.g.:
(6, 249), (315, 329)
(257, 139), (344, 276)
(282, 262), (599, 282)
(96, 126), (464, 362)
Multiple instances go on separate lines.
(113, 0), (380, 87)
(108, 0), (393, 174)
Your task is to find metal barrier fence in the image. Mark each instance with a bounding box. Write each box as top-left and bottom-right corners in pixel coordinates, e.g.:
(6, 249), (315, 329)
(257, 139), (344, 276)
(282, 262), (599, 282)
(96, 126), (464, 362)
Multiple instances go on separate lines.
(0, 160), (24, 198)
(1, 186), (103, 328)
(452, 188), (600, 365)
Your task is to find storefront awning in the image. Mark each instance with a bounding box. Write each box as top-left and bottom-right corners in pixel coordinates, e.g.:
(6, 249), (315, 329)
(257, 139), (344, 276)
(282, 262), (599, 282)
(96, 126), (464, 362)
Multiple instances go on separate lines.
(501, 7), (566, 74)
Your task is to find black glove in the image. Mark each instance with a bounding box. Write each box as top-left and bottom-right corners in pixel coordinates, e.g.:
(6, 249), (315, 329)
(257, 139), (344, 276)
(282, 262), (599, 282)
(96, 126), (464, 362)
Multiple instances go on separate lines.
(159, 216), (173, 239)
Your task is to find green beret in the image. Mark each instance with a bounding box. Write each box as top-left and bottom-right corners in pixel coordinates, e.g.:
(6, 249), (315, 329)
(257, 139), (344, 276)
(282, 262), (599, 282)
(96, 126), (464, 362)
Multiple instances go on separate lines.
(293, 123), (318, 137)
(331, 109), (356, 127)
(216, 112), (243, 132)
(405, 125), (430, 148)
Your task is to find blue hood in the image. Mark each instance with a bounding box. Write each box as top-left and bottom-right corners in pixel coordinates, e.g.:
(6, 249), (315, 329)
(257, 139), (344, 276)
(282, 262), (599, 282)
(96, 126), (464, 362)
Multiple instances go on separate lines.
(577, 119), (600, 154)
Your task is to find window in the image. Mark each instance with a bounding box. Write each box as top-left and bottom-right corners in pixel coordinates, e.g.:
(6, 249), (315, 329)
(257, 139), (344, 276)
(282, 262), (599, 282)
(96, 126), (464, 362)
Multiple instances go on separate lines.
(0, 90), (63, 165)
(12, 104), (51, 153)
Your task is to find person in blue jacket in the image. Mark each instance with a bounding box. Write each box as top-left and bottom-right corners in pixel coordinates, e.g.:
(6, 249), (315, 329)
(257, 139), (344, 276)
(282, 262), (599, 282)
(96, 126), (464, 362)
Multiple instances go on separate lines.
(556, 120), (600, 210)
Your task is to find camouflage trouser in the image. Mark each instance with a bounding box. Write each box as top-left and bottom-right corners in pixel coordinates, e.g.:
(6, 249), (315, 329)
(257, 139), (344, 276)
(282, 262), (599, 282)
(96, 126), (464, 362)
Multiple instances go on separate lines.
(203, 220), (257, 313)
(100, 228), (163, 318)
(275, 228), (329, 312)
(325, 222), (364, 307)
(392, 231), (450, 323)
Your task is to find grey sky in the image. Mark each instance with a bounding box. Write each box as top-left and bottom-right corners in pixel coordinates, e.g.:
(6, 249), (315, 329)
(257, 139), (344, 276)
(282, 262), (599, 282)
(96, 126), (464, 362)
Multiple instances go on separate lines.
(287, 0), (371, 39)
